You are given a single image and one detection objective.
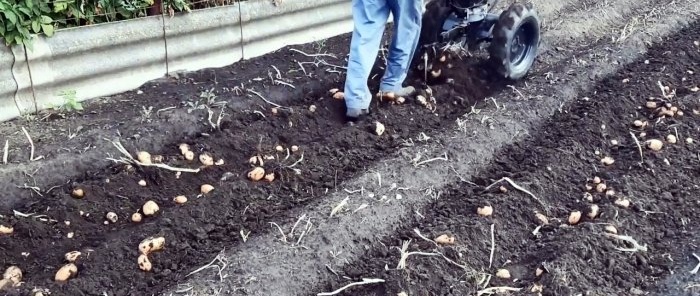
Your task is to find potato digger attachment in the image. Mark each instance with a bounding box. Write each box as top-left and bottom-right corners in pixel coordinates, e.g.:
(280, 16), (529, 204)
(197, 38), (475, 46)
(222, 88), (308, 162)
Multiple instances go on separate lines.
(413, 0), (541, 81)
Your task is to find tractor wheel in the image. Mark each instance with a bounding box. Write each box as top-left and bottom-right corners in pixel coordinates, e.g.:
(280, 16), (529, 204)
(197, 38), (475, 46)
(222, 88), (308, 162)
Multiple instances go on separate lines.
(487, 2), (540, 80)
(411, 0), (453, 71)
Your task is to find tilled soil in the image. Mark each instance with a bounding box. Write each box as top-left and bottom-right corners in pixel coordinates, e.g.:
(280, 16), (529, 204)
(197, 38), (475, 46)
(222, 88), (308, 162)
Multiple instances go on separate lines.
(0, 25), (518, 296)
(317, 21), (700, 296)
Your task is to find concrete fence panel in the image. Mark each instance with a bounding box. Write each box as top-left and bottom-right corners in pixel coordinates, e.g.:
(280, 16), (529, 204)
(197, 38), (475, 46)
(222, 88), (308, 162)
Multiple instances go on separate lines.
(239, 0), (354, 60)
(25, 16), (168, 111)
(164, 4), (244, 73)
(0, 45), (20, 122)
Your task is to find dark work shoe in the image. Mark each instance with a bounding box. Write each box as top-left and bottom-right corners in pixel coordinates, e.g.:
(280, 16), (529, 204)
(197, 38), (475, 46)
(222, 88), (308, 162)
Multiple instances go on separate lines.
(345, 108), (370, 124)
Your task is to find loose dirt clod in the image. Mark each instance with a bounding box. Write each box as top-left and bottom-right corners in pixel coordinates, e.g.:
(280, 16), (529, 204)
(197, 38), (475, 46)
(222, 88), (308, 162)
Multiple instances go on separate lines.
(477, 205), (493, 217)
(0, 225), (13, 235)
(248, 167), (265, 181)
(568, 211), (582, 224)
(131, 213), (142, 223)
(65, 251), (81, 263)
(435, 234), (455, 245)
(174, 195), (187, 204)
(54, 263), (77, 282)
(138, 254), (152, 272)
(495, 268), (511, 279)
(139, 236), (165, 255)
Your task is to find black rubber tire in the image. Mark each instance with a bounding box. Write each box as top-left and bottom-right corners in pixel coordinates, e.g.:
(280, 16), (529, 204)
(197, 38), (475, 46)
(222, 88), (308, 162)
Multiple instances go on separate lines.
(410, 0), (453, 71)
(487, 2), (541, 80)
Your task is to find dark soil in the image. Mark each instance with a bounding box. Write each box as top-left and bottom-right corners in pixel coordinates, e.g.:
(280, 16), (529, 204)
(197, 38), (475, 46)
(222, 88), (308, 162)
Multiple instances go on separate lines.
(0, 25), (523, 295)
(315, 22), (700, 296)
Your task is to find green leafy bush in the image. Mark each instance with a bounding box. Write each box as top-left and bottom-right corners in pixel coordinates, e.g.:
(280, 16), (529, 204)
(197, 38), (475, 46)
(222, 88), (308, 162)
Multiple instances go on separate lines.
(0, 0), (55, 49)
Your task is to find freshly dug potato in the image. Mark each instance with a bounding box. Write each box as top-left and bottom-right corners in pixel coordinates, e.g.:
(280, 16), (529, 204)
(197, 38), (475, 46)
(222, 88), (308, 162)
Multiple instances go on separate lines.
(138, 180), (147, 187)
(71, 188), (85, 199)
(0, 225), (12, 235)
(395, 97), (406, 104)
(215, 159), (224, 166)
(54, 263), (77, 282)
(3, 266), (22, 284)
(568, 211), (582, 225)
(184, 151), (195, 161)
(592, 176), (601, 184)
(434, 234), (455, 245)
(632, 120), (645, 128)
(328, 88), (339, 94)
(200, 184), (214, 194)
(645, 101), (657, 109)
(173, 195), (187, 204)
(199, 153), (214, 166)
(65, 251), (81, 263)
(264, 173), (275, 182)
(105, 212), (118, 223)
(131, 213), (143, 223)
(646, 139), (663, 151)
(248, 167), (265, 181)
(416, 95), (428, 107)
(137, 151), (152, 164)
(139, 236), (165, 255)
(374, 121), (385, 136)
(178, 143), (191, 155)
(687, 137), (694, 144)
(535, 212), (549, 224)
(248, 155), (264, 166)
(142, 200), (160, 216)
(667, 134), (677, 144)
(138, 254), (152, 272)
(495, 269), (511, 279)
(477, 205), (493, 217)
(614, 198), (630, 208)
(605, 225), (618, 234)
(291, 145), (299, 152)
(601, 156), (615, 165)
(499, 186), (508, 193)
(271, 107), (278, 115)
(309, 105), (317, 112)
(595, 183), (607, 193)
(588, 204), (600, 219)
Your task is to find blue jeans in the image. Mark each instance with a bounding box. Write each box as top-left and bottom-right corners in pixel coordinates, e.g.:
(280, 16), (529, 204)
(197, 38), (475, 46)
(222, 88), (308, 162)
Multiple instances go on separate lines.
(343, 0), (423, 110)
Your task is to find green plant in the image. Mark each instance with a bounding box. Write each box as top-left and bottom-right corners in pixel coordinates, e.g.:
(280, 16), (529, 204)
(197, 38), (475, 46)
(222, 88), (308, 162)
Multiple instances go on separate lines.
(0, 0), (55, 48)
(56, 89), (83, 112)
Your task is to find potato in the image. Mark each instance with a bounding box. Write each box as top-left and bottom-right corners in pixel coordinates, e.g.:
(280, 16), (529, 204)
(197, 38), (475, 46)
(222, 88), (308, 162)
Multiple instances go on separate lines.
(142, 200), (160, 216)
(328, 88), (339, 94)
(264, 173), (275, 182)
(495, 269), (511, 279)
(588, 204), (599, 219)
(137, 151), (152, 164)
(667, 134), (677, 144)
(105, 212), (118, 223)
(291, 145), (299, 152)
(584, 184), (593, 191)
(374, 121), (385, 136)
(65, 251), (81, 263)
(499, 186), (508, 193)
(614, 198), (630, 208)
(0, 225), (12, 235)
(416, 95), (428, 106)
(248, 155), (264, 166)
(71, 188), (85, 199)
(66, 232), (74, 239)
(568, 211), (582, 225)
(173, 195), (187, 204)
(131, 213), (142, 223)
(435, 234), (455, 245)
(605, 225), (618, 234)
(592, 176), (601, 184)
(606, 189), (616, 197)
(645, 101), (657, 109)
(3, 266), (22, 284)
(583, 192), (593, 202)
(595, 183), (607, 193)
(199, 153), (214, 166)
(610, 139), (619, 145)
(535, 267), (544, 277)
(215, 159), (224, 166)
(271, 107), (279, 115)
(430, 69), (442, 78)
(687, 137), (694, 144)
(138, 254), (152, 272)
(0, 279), (10, 290)
(396, 97), (406, 104)
(275, 145), (284, 152)
(139, 236), (165, 255)
(201, 184), (214, 194)
(248, 167), (265, 181)
(54, 263), (77, 282)
(333, 92), (345, 100)
(677, 110), (684, 117)
(633, 120), (644, 128)
(138, 180), (147, 187)
(646, 139), (663, 151)
(477, 205), (493, 217)
(535, 212), (549, 225)
(184, 151), (195, 161)
(601, 156), (614, 165)
(178, 143), (191, 155)
(309, 105), (317, 112)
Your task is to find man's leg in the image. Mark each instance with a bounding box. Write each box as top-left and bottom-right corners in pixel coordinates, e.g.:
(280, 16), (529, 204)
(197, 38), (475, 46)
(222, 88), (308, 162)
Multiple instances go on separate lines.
(344, 0), (390, 119)
(378, 0), (422, 96)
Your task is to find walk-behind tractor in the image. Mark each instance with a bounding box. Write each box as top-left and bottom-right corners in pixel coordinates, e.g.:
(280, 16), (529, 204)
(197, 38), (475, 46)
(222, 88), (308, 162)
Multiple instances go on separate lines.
(413, 0), (541, 82)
